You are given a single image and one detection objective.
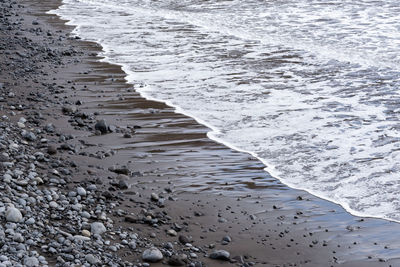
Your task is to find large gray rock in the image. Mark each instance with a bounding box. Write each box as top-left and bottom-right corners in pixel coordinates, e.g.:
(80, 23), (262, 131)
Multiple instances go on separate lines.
(91, 222), (106, 235)
(5, 207), (23, 222)
(142, 247), (163, 262)
(210, 250), (230, 261)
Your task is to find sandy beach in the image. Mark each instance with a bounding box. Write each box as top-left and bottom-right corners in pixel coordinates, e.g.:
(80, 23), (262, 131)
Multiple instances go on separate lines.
(1, 0), (400, 266)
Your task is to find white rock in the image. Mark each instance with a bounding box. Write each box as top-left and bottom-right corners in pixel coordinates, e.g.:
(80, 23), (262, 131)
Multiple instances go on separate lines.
(77, 187), (86, 196)
(91, 222), (106, 235)
(5, 207), (23, 223)
(49, 201), (58, 209)
(24, 257), (39, 267)
(142, 247), (163, 262)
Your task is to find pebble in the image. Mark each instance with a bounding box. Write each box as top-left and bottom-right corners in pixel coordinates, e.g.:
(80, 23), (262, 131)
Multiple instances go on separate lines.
(179, 235), (191, 245)
(221, 235), (232, 245)
(209, 250), (230, 261)
(85, 254), (100, 265)
(25, 218), (35, 225)
(150, 193), (159, 201)
(5, 207), (23, 223)
(77, 187), (87, 196)
(142, 247), (163, 262)
(49, 201), (58, 209)
(47, 145), (57, 155)
(23, 257), (39, 267)
(82, 230), (91, 237)
(168, 255), (185, 266)
(94, 119), (108, 134)
(167, 229), (177, 236)
(91, 222), (106, 235)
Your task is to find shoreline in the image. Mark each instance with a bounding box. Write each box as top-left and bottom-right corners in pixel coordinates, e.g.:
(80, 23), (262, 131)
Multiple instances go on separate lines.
(50, 1), (400, 226)
(1, 0), (400, 266)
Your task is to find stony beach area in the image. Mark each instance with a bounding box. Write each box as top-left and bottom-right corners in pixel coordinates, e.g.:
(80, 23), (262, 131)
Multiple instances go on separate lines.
(2, 0), (400, 266)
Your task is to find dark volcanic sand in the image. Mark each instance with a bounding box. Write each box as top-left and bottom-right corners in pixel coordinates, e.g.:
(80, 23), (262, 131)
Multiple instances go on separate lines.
(1, 0), (400, 266)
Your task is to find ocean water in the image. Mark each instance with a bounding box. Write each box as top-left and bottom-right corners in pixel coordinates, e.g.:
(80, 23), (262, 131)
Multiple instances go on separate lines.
(51, 0), (400, 222)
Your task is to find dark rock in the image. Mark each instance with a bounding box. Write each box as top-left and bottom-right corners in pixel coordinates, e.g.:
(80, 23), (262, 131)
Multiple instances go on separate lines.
(178, 235), (191, 244)
(222, 236), (232, 244)
(108, 165), (130, 175)
(194, 211), (204, 216)
(44, 123), (55, 133)
(47, 145), (57, 155)
(102, 191), (114, 199)
(95, 119), (108, 134)
(168, 255), (185, 266)
(125, 215), (139, 223)
(118, 179), (129, 189)
(62, 106), (77, 114)
(210, 250), (230, 261)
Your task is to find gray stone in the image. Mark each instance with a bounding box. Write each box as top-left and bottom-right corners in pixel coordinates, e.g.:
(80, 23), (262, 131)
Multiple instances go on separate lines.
(81, 211), (91, 219)
(128, 240), (137, 249)
(49, 201), (58, 209)
(73, 235), (91, 242)
(151, 193), (159, 201)
(210, 250), (230, 261)
(22, 131), (36, 141)
(5, 207), (23, 222)
(77, 187), (86, 196)
(95, 119), (108, 134)
(13, 233), (24, 242)
(25, 218), (35, 225)
(85, 254), (100, 265)
(44, 123), (55, 133)
(91, 222), (106, 235)
(221, 235), (231, 245)
(47, 145), (57, 155)
(23, 257), (39, 267)
(62, 106), (77, 114)
(168, 255), (186, 266)
(142, 247), (163, 262)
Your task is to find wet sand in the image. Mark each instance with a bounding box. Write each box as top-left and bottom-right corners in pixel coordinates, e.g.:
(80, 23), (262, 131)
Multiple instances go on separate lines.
(1, 0), (400, 266)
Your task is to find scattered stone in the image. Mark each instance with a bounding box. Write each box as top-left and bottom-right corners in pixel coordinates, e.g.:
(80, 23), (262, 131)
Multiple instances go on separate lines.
(142, 247), (163, 262)
(108, 165), (130, 175)
(178, 235), (191, 245)
(62, 106), (77, 114)
(47, 145), (57, 155)
(85, 254), (100, 265)
(151, 193), (159, 201)
(77, 187), (87, 196)
(23, 257), (39, 267)
(91, 222), (106, 235)
(210, 250), (230, 261)
(95, 119), (108, 134)
(167, 229), (177, 236)
(82, 230), (91, 237)
(5, 207), (23, 223)
(221, 235), (232, 245)
(168, 255), (186, 266)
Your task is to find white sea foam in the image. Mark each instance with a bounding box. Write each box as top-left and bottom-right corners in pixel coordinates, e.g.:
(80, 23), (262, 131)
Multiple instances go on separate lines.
(51, 0), (400, 222)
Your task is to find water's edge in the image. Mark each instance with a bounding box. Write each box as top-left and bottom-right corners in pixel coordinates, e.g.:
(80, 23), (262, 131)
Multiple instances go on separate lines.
(48, 3), (400, 225)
